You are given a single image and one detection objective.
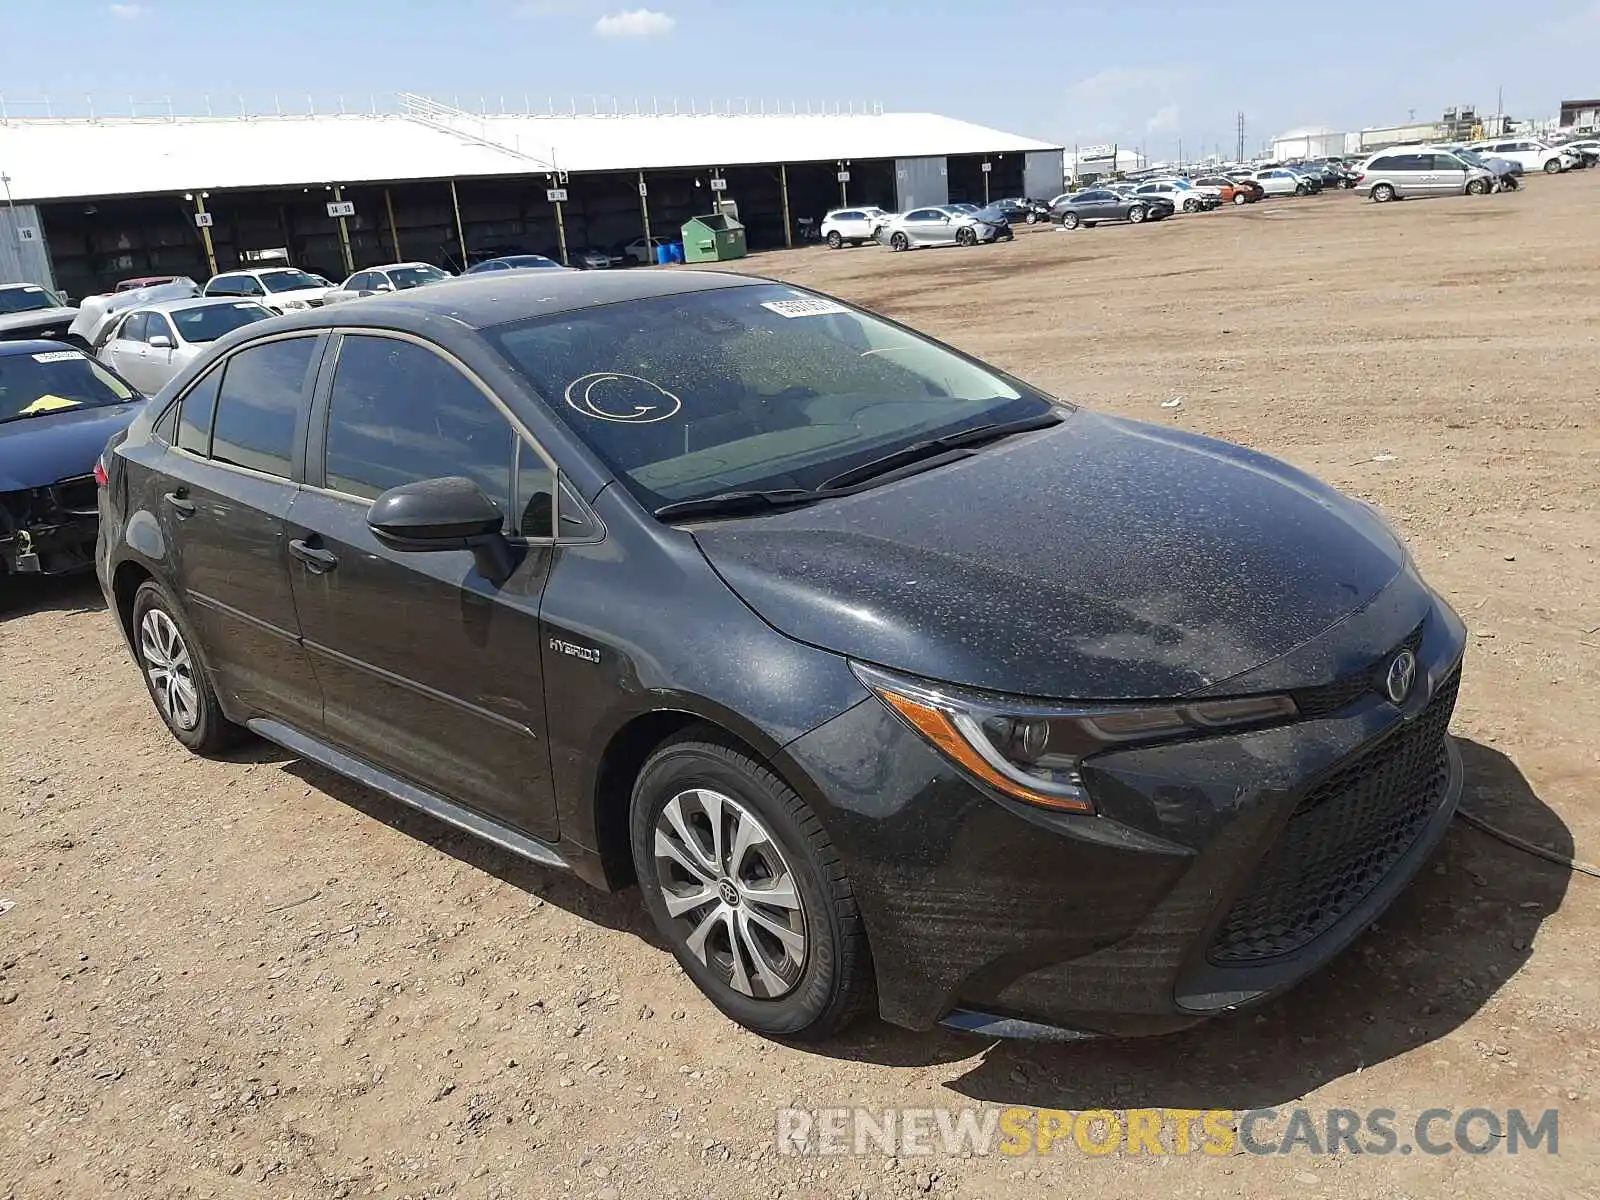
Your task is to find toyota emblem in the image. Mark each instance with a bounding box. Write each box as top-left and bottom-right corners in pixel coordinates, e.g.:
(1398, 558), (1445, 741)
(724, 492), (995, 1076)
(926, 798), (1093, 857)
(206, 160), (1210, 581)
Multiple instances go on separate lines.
(1385, 650), (1418, 705)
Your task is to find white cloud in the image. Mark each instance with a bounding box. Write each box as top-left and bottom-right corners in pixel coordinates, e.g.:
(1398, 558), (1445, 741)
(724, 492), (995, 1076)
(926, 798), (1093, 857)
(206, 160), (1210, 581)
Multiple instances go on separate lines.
(108, 2), (146, 17)
(594, 8), (675, 37)
(1062, 66), (1193, 143)
(1145, 104), (1181, 134)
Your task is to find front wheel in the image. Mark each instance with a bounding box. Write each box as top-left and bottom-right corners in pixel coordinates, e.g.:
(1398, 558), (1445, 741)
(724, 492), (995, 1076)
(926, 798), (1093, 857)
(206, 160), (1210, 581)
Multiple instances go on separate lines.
(1466, 178), (1490, 195)
(1544, 158), (1564, 174)
(1183, 197), (1200, 213)
(1025, 212), (1038, 224)
(630, 734), (874, 1040)
(889, 231), (909, 252)
(1295, 183), (1310, 195)
(1233, 192), (1249, 205)
(1371, 183), (1396, 203)
(1128, 204), (1147, 224)
(955, 226), (977, 246)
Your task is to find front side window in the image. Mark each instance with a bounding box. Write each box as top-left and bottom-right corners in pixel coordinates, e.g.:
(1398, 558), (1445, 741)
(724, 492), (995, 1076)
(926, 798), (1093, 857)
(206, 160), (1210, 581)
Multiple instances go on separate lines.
(120, 312), (150, 343)
(486, 283), (1048, 512)
(147, 315), (177, 344)
(322, 334), (513, 514)
(0, 349), (136, 424)
(210, 337), (317, 477)
(171, 302), (273, 344)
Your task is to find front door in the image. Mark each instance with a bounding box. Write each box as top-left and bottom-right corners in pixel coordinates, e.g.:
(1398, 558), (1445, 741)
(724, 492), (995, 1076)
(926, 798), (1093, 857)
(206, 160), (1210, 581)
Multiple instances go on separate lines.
(155, 334), (326, 730)
(107, 311), (159, 395)
(286, 331), (559, 840)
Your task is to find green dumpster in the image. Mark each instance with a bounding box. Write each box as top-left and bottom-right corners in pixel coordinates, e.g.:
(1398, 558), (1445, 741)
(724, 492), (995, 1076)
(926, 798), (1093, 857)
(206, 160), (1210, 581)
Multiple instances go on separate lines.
(680, 212), (747, 262)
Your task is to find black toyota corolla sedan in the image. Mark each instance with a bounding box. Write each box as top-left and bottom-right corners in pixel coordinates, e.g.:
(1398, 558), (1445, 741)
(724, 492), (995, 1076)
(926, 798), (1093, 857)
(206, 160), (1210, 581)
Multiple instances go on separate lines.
(96, 271), (1466, 1041)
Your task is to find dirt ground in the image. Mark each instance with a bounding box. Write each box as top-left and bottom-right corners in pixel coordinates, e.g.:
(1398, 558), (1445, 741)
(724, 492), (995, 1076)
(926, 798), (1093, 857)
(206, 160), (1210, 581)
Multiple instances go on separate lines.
(4, 175), (1599, 1200)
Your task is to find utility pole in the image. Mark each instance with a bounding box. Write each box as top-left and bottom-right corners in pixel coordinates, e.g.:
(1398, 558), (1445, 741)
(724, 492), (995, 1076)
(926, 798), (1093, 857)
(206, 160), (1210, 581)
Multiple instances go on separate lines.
(1236, 111), (1246, 164)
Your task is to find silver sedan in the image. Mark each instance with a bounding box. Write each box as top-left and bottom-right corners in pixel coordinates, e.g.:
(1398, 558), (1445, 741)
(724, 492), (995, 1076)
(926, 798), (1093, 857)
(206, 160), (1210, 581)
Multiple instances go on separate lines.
(878, 206), (1001, 251)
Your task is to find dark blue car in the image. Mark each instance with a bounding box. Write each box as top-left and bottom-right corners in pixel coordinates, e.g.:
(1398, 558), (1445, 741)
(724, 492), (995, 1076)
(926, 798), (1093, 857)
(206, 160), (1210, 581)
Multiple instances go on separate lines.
(0, 340), (144, 577)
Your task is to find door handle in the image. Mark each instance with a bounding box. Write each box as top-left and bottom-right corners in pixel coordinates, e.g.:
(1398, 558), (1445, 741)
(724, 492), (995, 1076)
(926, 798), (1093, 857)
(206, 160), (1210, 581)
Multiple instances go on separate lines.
(289, 538), (340, 573)
(163, 491), (195, 518)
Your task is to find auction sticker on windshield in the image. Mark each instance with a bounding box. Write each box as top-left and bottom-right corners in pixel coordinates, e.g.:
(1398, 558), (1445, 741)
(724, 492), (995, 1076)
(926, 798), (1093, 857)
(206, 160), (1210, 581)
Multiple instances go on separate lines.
(32, 351), (82, 363)
(762, 297), (852, 319)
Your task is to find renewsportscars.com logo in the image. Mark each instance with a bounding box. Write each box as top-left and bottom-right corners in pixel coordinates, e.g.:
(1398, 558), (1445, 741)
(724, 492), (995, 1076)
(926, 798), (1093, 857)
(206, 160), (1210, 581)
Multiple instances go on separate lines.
(776, 1106), (1561, 1158)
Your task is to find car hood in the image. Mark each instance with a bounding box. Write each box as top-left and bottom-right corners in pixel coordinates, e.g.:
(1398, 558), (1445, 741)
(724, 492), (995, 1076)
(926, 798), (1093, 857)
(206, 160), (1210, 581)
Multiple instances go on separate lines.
(0, 400), (146, 490)
(0, 306), (79, 335)
(692, 411), (1407, 700)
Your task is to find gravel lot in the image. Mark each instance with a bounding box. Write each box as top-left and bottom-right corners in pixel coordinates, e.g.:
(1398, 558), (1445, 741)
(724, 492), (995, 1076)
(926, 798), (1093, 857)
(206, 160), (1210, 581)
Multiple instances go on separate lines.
(3, 174), (1598, 1200)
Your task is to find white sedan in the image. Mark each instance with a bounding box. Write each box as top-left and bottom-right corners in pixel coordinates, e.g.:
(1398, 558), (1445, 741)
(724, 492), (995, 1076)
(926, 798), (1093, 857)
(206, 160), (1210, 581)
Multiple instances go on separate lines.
(96, 297), (275, 394)
(1244, 168), (1310, 197)
(322, 262), (454, 305)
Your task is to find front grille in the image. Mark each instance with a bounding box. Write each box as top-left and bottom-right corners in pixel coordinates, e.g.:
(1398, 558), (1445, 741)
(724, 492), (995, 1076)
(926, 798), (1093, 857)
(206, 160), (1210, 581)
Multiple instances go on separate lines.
(1292, 624), (1425, 718)
(1207, 669), (1459, 965)
(305, 298), (325, 307)
(52, 474), (98, 516)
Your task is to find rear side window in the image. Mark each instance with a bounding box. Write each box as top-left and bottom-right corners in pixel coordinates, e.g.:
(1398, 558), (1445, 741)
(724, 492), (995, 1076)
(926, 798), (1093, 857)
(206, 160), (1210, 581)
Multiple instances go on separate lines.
(176, 368), (223, 456)
(322, 334), (513, 515)
(210, 337), (317, 478)
(1368, 157), (1397, 171)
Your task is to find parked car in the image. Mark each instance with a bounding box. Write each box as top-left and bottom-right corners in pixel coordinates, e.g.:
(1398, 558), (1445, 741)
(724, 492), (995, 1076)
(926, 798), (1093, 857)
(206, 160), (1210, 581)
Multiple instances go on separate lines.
(70, 278), (203, 352)
(971, 204), (1018, 241)
(615, 235), (674, 265)
(1193, 175), (1258, 204)
(1555, 138), (1600, 166)
(1465, 139), (1574, 174)
(96, 270), (1468, 1041)
(465, 255), (566, 274)
(1354, 150), (1494, 202)
(323, 263), (455, 304)
(1448, 146), (1521, 190)
(1050, 188), (1174, 229)
(565, 246), (618, 270)
(0, 284), (79, 344)
(986, 197), (1052, 224)
(1133, 179), (1221, 213)
(96, 298), (276, 394)
(1247, 168), (1313, 197)
(204, 268), (337, 313)
(879, 206), (1002, 250)
(2, 340), (143, 576)
(820, 207), (891, 248)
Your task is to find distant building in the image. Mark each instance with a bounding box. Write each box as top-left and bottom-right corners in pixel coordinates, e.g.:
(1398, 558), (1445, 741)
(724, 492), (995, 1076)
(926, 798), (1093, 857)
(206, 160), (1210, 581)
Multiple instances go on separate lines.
(1065, 146), (1149, 182)
(1271, 126), (1346, 161)
(1559, 99), (1600, 129)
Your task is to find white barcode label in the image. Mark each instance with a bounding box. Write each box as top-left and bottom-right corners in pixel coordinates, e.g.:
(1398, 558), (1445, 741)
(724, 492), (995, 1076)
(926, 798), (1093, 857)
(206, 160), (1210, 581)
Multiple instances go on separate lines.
(32, 350), (82, 363)
(761, 298), (850, 319)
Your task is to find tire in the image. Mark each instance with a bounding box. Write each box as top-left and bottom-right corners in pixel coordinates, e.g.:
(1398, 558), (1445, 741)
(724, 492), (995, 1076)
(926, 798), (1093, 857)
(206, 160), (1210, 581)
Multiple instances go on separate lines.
(630, 732), (874, 1040)
(1183, 197), (1200, 213)
(1466, 178), (1489, 196)
(1128, 204), (1147, 224)
(825, 230), (843, 249)
(1233, 192), (1248, 205)
(1060, 212), (1082, 229)
(1025, 212), (1038, 224)
(1544, 158), (1563, 174)
(130, 580), (244, 755)
(889, 231), (909, 252)
(1371, 183), (1396, 203)
(955, 226), (977, 246)
(1295, 183), (1310, 195)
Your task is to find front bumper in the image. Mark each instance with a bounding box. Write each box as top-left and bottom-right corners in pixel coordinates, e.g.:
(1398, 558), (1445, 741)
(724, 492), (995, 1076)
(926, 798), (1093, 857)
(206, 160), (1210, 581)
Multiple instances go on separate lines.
(1, 475), (101, 576)
(780, 588), (1467, 1037)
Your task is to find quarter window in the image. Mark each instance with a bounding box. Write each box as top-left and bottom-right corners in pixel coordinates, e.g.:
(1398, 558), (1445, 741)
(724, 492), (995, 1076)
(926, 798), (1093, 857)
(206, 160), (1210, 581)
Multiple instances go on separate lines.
(322, 334), (514, 516)
(176, 367), (223, 456)
(210, 337), (317, 478)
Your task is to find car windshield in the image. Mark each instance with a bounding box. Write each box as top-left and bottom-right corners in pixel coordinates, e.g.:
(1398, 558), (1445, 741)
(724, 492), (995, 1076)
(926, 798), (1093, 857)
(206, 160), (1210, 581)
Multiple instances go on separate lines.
(485, 283), (1053, 510)
(1453, 148), (1488, 167)
(0, 349), (136, 423)
(170, 302), (274, 343)
(0, 286), (62, 315)
(259, 270), (325, 294)
(388, 265), (450, 289)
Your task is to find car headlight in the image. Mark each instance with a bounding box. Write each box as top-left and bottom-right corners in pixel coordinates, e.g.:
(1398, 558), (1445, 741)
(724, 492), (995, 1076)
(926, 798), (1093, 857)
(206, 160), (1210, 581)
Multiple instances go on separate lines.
(853, 662), (1298, 814)
(279, 298), (308, 310)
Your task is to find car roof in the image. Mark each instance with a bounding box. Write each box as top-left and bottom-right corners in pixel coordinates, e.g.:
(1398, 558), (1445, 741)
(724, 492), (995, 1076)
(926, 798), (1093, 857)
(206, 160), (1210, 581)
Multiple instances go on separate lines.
(124, 296), (271, 314)
(363, 262), (439, 272)
(262, 268), (766, 333)
(0, 338), (80, 357)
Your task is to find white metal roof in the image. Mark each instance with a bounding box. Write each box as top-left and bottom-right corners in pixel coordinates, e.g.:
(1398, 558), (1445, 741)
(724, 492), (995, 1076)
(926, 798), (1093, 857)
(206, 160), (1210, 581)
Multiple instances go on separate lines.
(0, 110), (1061, 203)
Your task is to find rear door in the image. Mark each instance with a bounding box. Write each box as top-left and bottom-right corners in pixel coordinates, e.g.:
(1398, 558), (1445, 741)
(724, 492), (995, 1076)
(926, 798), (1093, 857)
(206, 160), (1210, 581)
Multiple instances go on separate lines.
(286, 331), (560, 839)
(153, 334), (326, 729)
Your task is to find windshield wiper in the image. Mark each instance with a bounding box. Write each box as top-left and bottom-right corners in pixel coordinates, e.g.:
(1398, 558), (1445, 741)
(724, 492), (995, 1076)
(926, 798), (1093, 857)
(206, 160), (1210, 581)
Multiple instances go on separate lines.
(817, 410), (1064, 492)
(653, 488), (819, 520)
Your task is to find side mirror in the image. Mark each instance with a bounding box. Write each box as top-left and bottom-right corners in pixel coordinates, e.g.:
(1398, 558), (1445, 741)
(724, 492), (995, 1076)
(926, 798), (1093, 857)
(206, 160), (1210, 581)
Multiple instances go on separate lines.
(148, 334), (175, 350)
(373, 283), (394, 293)
(356, 290), (374, 298)
(367, 477), (517, 583)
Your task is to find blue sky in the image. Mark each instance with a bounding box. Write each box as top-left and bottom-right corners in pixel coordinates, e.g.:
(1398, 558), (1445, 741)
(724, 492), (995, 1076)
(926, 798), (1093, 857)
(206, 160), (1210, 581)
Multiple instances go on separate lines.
(4, 1), (1600, 154)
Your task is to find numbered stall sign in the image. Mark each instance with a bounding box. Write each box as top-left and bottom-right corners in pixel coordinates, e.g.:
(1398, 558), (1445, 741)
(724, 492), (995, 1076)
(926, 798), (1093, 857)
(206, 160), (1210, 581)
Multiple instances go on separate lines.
(193, 213), (214, 229)
(547, 188), (569, 203)
(326, 200), (356, 218)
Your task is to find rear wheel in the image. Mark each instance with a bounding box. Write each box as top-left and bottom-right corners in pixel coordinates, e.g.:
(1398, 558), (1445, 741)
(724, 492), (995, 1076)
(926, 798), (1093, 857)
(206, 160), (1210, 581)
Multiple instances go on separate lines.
(131, 581), (244, 755)
(630, 734), (873, 1040)
(825, 230), (843, 249)
(1128, 204), (1147, 224)
(1371, 183), (1396, 203)
(889, 231), (909, 252)
(1060, 212), (1081, 230)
